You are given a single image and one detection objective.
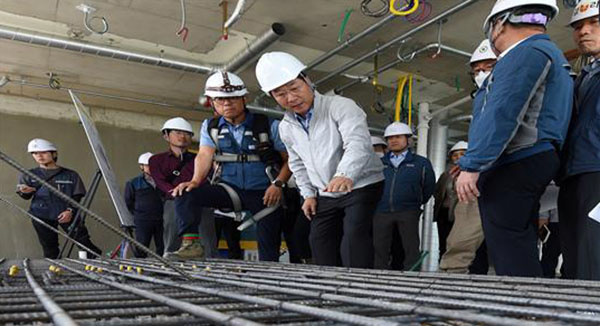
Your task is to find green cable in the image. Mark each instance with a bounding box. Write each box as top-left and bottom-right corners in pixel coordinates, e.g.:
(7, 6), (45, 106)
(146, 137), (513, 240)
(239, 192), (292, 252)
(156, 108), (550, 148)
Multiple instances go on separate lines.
(338, 9), (354, 43)
(408, 251), (429, 271)
(455, 75), (461, 92)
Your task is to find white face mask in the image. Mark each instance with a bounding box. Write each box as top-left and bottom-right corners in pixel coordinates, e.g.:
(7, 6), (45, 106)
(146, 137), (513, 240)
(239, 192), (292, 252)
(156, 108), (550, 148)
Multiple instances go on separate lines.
(376, 152), (385, 158)
(474, 70), (491, 89)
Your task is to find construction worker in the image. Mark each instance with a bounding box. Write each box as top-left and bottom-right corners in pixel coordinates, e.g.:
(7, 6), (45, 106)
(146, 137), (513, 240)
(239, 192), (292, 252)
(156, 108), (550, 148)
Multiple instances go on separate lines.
(16, 138), (101, 259)
(373, 122), (435, 270)
(149, 117), (218, 259)
(255, 51), (384, 268)
(438, 141), (488, 274)
(559, 0), (600, 280)
(171, 71), (292, 262)
(437, 43), (496, 274)
(371, 136), (387, 158)
(124, 152), (164, 257)
(456, 0), (573, 277)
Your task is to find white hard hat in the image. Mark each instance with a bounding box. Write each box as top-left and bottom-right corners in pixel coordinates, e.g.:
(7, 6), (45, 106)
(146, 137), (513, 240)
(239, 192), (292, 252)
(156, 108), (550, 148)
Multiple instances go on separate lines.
(449, 141), (468, 154)
(138, 152), (153, 165)
(27, 138), (57, 153)
(569, 0), (599, 26)
(204, 71), (248, 98)
(483, 0), (559, 32)
(255, 51), (307, 94)
(161, 117), (194, 135)
(470, 40), (497, 64)
(371, 136), (387, 147)
(384, 122), (413, 138)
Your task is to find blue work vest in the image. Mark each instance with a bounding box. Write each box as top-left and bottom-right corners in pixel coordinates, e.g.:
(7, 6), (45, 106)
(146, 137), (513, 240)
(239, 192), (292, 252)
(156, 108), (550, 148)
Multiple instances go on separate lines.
(210, 117), (271, 191)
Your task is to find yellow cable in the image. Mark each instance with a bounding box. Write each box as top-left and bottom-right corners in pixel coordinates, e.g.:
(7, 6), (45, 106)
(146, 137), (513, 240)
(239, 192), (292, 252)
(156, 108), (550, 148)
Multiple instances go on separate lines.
(395, 76), (407, 122)
(408, 74), (413, 126)
(390, 0), (419, 16)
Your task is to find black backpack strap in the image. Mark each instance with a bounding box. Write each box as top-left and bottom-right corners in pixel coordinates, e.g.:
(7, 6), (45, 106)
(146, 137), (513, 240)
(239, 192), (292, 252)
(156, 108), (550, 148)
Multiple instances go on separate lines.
(251, 113), (282, 168)
(208, 117), (221, 153)
(251, 113), (271, 143)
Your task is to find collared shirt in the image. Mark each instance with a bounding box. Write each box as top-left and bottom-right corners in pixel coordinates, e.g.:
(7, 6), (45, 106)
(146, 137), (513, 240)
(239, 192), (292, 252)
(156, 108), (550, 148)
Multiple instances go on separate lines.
(148, 150), (196, 197)
(389, 150), (408, 168)
(498, 35), (531, 59)
(294, 108), (313, 134)
(199, 113), (286, 151)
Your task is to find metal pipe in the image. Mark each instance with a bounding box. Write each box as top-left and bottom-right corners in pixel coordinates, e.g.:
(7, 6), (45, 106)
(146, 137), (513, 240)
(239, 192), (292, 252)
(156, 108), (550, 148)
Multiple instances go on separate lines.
(0, 25), (214, 74)
(306, 13), (399, 71)
(440, 114), (472, 126)
(223, 23), (286, 72)
(335, 42), (471, 93)
(224, 0), (247, 29)
(23, 259), (77, 326)
(431, 95), (472, 117)
(314, 0), (481, 86)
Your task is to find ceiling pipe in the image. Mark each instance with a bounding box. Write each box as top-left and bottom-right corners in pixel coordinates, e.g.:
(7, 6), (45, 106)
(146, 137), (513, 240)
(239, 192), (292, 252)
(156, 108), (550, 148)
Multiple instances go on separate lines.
(222, 23), (286, 73)
(439, 114), (472, 126)
(334, 42), (471, 94)
(314, 0), (481, 87)
(305, 13), (399, 71)
(431, 95), (472, 117)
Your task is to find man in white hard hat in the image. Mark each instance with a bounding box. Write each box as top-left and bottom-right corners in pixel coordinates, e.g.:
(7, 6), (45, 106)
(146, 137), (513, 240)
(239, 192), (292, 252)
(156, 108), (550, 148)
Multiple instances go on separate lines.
(172, 71), (294, 262)
(558, 0), (600, 280)
(455, 0), (573, 277)
(16, 138), (101, 258)
(437, 141), (488, 274)
(148, 117), (199, 258)
(255, 51), (384, 268)
(371, 136), (387, 158)
(469, 40), (498, 89)
(124, 152), (165, 257)
(373, 122), (435, 270)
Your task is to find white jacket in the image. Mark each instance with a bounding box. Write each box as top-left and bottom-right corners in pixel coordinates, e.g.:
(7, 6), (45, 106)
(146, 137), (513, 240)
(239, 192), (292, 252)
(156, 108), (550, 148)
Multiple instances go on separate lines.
(279, 91), (384, 199)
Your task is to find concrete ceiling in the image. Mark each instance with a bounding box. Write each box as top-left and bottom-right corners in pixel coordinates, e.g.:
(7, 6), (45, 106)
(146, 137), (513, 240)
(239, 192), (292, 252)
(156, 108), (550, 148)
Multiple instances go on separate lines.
(0, 0), (580, 134)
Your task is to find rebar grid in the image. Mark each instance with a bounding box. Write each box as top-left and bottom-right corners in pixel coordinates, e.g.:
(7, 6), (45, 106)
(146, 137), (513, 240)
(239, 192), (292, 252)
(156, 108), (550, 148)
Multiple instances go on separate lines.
(2, 258), (600, 326)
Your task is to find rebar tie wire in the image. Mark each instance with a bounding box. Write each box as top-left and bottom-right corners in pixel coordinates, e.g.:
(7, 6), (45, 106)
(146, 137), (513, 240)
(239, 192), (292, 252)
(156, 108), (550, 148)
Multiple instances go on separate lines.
(0, 150), (192, 280)
(176, 0), (189, 42)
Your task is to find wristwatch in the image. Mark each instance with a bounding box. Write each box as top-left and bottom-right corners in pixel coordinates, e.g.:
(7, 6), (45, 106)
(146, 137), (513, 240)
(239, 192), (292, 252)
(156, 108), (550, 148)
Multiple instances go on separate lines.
(272, 179), (284, 188)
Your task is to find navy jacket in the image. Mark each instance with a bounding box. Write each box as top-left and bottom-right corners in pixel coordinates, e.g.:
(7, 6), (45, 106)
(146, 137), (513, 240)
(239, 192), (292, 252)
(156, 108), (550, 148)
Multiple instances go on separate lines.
(124, 174), (164, 222)
(459, 34), (573, 172)
(376, 151), (436, 213)
(17, 167), (85, 220)
(560, 61), (600, 179)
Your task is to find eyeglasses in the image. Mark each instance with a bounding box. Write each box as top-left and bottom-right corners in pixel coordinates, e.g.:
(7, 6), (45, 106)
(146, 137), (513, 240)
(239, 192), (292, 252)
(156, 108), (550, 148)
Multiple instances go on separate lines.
(271, 80), (306, 100)
(212, 96), (244, 104)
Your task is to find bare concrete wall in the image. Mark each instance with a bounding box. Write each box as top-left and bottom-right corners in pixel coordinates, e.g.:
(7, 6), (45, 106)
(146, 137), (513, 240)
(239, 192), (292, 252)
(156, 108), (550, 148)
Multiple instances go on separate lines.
(0, 96), (207, 259)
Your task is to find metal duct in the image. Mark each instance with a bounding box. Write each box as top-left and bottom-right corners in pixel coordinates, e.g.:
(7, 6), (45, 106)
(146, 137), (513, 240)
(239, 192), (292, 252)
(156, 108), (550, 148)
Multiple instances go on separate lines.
(315, 0), (481, 86)
(440, 114), (472, 126)
(431, 95), (472, 117)
(223, 23), (286, 72)
(224, 0), (247, 29)
(0, 25), (214, 73)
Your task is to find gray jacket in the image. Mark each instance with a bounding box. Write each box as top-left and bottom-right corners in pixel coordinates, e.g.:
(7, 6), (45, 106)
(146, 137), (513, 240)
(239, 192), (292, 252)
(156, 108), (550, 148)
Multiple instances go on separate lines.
(278, 91), (384, 199)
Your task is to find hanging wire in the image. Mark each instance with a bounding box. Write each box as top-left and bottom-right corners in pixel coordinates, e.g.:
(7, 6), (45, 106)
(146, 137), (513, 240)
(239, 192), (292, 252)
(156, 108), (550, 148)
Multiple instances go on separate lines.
(390, 0), (419, 16)
(77, 4), (109, 35)
(176, 0), (189, 42)
(220, 0), (229, 40)
(404, 0), (432, 24)
(360, 0), (389, 17)
(338, 9), (354, 43)
(431, 20), (443, 59)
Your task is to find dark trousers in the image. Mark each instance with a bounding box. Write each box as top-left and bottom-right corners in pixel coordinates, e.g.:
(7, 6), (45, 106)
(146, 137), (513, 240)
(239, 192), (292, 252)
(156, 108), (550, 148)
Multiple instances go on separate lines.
(374, 210), (421, 270)
(310, 181), (383, 268)
(469, 241), (489, 274)
(390, 229), (405, 270)
(478, 150), (559, 277)
(175, 183), (282, 261)
(282, 188), (311, 263)
(31, 218), (102, 259)
(558, 172), (600, 280)
(134, 219), (164, 258)
(214, 215), (243, 259)
(436, 208), (454, 259)
(541, 222), (561, 278)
